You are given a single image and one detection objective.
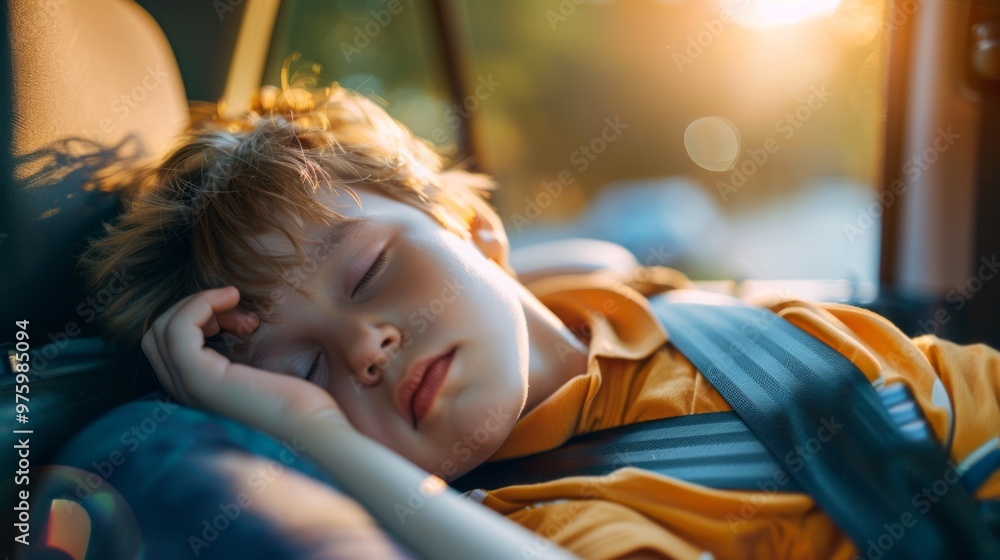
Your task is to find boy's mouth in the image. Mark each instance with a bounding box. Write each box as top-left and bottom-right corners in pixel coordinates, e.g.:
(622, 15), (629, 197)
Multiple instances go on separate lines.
(397, 346), (457, 429)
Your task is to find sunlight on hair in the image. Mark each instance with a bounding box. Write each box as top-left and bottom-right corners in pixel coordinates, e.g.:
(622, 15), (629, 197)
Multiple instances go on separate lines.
(684, 116), (741, 172)
(722, 0), (843, 29)
(80, 52), (496, 348)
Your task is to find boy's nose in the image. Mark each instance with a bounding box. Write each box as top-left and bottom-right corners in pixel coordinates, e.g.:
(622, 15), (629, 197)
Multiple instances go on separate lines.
(350, 324), (402, 386)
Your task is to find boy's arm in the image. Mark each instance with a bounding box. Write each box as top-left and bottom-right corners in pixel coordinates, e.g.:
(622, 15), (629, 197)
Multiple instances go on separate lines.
(143, 287), (579, 560)
(303, 416), (576, 559)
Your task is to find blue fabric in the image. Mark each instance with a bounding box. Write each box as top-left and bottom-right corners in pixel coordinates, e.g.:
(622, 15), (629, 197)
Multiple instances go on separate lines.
(964, 448), (1000, 496)
(31, 391), (415, 560)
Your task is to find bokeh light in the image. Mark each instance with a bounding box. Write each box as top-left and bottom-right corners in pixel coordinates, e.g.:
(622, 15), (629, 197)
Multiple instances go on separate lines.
(684, 117), (741, 171)
(45, 500), (90, 560)
(30, 465), (144, 560)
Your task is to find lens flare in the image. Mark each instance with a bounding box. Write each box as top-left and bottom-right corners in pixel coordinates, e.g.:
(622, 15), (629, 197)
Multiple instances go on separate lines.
(721, 0), (843, 29)
(32, 465), (144, 560)
(685, 116), (741, 172)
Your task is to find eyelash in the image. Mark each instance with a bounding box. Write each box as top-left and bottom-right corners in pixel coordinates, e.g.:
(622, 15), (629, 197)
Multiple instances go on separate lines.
(305, 351), (322, 382)
(303, 250), (387, 381)
(353, 250), (388, 297)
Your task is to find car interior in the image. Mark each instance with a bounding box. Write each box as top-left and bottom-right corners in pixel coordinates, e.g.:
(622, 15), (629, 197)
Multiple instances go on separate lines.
(2, 0), (998, 558)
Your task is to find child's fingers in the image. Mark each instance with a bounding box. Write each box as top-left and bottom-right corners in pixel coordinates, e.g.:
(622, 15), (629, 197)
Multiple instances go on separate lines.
(203, 314), (221, 339)
(145, 286), (345, 441)
(159, 288), (239, 359)
(184, 286), (241, 333)
(168, 287), (241, 344)
(142, 292), (202, 400)
(144, 287), (240, 403)
(160, 287), (245, 400)
(216, 306), (261, 337)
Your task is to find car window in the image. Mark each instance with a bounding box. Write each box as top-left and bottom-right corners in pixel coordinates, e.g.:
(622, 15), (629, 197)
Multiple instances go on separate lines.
(266, 0), (888, 290)
(264, 0), (459, 150)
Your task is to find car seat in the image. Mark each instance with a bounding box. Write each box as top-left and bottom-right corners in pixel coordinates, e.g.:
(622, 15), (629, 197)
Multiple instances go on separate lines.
(0, 0), (188, 549)
(0, 4), (432, 558)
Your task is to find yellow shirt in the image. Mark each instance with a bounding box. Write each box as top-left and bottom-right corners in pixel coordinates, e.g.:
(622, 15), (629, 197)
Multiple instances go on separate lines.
(475, 268), (1000, 560)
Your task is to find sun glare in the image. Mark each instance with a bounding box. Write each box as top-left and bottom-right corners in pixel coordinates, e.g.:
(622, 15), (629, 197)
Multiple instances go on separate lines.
(722, 0), (844, 29)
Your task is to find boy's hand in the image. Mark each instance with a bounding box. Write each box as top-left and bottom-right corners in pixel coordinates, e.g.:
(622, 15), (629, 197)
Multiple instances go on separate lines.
(141, 286), (350, 441)
(144, 290), (578, 560)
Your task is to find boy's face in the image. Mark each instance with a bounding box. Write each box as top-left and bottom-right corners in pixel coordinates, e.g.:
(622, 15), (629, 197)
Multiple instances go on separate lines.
(240, 186), (529, 479)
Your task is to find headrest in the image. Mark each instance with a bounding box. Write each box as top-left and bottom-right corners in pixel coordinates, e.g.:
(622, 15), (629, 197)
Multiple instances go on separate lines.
(0, 0), (189, 338)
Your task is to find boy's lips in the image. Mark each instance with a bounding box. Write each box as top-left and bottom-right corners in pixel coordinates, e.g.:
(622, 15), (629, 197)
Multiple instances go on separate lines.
(396, 346), (457, 428)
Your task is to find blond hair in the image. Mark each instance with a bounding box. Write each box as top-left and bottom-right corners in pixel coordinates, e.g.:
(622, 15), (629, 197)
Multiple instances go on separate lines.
(81, 83), (493, 348)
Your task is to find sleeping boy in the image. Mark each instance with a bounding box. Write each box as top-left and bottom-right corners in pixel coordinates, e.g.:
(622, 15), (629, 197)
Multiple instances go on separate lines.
(81, 84), (1000, 559)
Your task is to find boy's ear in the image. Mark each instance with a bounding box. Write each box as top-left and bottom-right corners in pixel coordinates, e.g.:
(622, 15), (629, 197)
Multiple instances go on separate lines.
(216, 306), (261, 337)
(467, 198), (515, 276)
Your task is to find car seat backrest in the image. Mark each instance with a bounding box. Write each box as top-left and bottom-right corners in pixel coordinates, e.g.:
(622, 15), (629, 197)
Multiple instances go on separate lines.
(0, 1), (191, 502)
(1, 0), (189, 337)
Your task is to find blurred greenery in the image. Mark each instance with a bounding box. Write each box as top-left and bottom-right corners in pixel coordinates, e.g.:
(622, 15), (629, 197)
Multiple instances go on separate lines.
(264, 0), (458, 149)
(265, 0), (887, 282)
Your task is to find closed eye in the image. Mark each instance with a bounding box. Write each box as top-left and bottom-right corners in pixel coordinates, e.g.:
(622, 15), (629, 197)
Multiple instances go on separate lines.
(305, 351), (322, 382)
(352, 250), (388, 297)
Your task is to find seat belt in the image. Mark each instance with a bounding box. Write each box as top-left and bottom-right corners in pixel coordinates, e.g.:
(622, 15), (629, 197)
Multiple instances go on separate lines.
(651, 300), (996, 559)
(452, 297), (999, 558)
(451, 383), (922, 495)
(453, 411), (802, 493)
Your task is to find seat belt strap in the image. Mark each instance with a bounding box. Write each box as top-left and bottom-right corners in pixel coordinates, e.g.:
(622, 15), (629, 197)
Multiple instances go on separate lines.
(651, 298), (997, 559)
(452, 411), (801, 493)
(452, 378), (932, 496)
